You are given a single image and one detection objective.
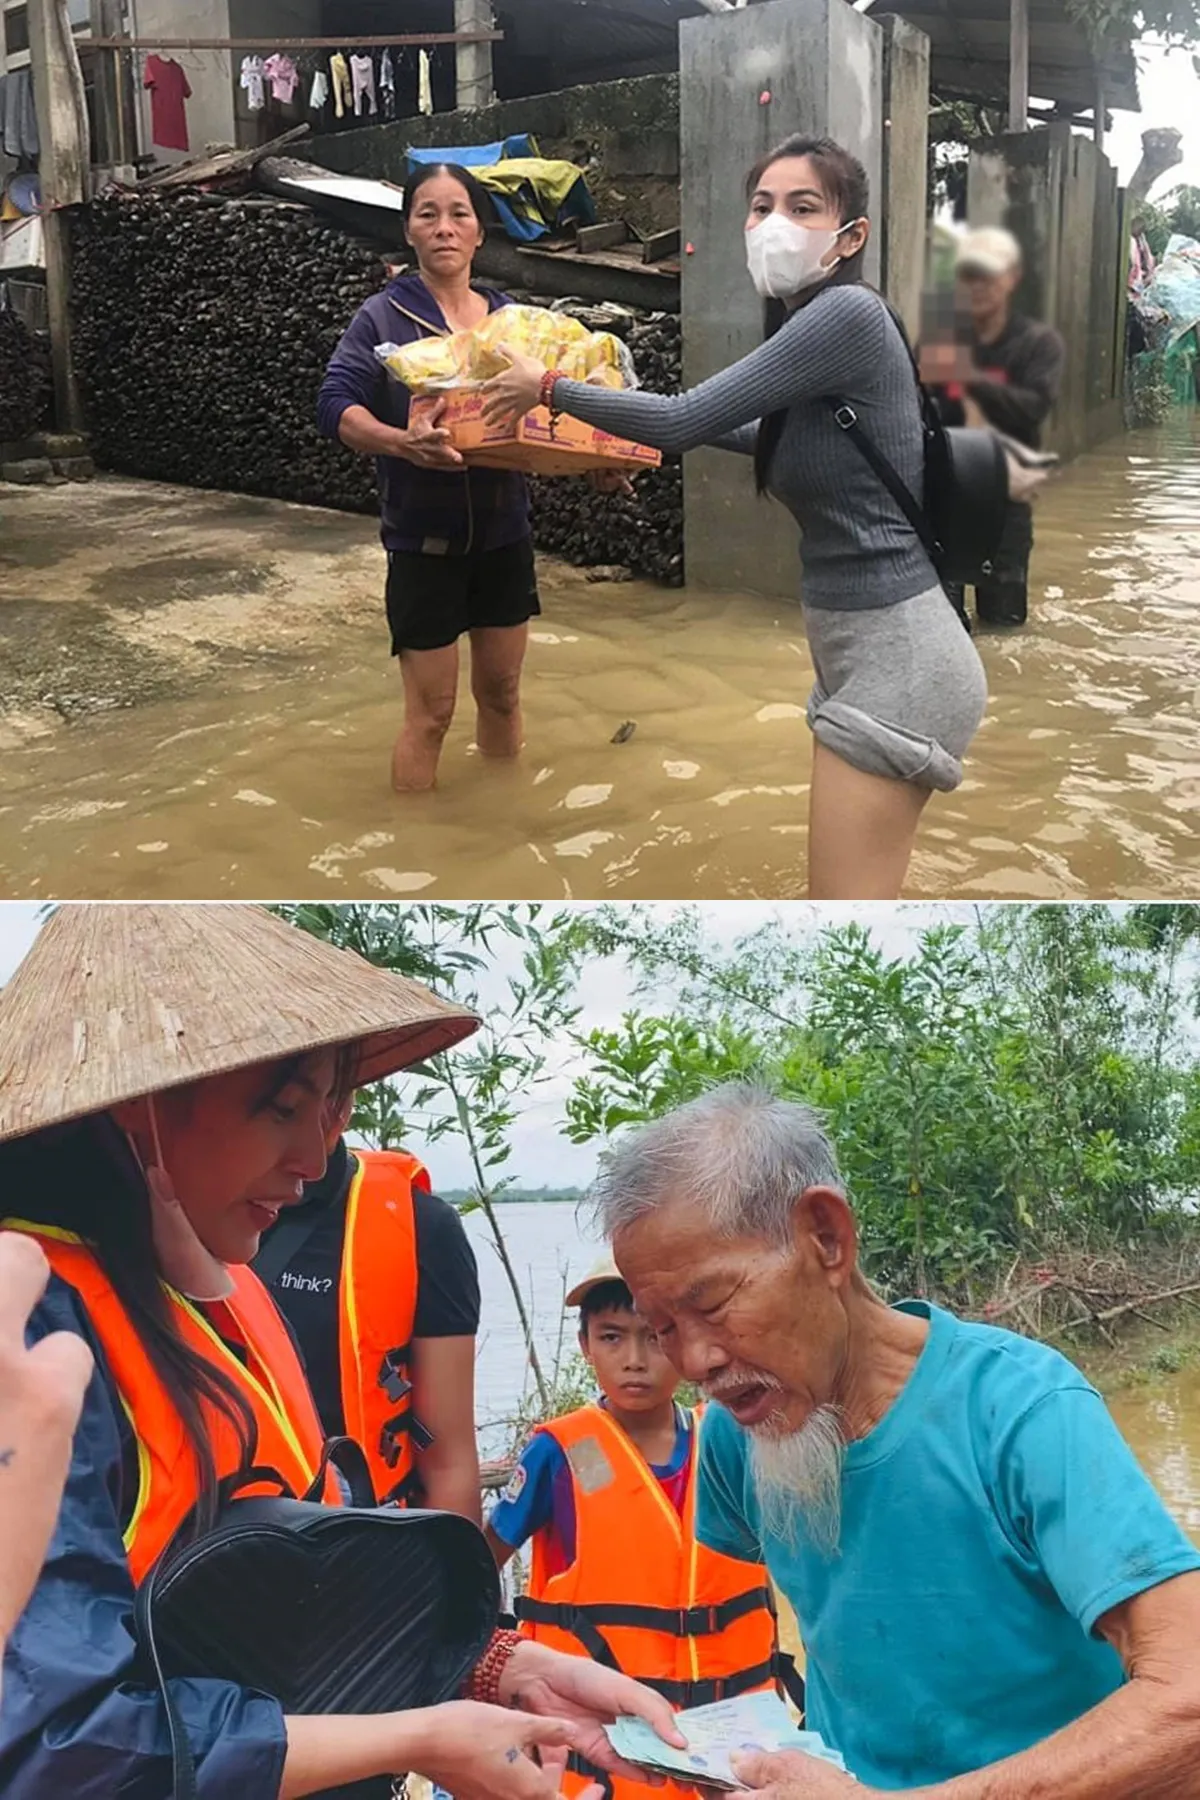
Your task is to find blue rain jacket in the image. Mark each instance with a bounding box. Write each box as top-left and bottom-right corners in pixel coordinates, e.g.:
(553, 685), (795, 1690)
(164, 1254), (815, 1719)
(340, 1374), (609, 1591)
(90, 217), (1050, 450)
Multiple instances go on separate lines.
(0, 1273), (287, 1798)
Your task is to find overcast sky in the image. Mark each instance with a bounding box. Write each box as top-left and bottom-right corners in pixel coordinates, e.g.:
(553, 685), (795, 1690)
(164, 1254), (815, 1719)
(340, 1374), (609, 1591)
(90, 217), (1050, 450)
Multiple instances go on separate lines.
(0, 901), (986, 1189)
(1108, 39), (1200, 193)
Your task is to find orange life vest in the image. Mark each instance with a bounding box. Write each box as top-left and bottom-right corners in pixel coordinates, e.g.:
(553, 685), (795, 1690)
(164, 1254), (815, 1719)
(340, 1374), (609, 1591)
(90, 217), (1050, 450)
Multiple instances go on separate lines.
(516, 1402), (782, 1799)
(339, 1148), (429, 1505)
(5, 1218), (338, 1584)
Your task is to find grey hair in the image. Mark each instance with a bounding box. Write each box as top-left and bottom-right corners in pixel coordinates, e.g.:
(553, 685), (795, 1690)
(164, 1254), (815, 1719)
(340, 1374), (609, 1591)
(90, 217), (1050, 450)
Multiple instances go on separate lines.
(590, 1082), (845, 1247)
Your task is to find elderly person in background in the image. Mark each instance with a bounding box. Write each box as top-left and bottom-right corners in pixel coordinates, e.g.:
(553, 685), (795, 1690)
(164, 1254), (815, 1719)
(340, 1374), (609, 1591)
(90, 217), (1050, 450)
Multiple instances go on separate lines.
(592, 1083), (1200, 1798)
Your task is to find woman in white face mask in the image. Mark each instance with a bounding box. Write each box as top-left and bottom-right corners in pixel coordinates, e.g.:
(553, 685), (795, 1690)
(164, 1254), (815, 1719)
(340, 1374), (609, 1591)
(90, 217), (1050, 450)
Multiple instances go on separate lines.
(481, 135), (988, 901)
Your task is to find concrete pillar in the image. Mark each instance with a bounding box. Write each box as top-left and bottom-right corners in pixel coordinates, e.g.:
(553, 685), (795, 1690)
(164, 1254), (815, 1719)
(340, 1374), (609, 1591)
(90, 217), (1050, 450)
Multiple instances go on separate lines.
(456, 0), (495, 112)
(1008, 0), (1030, 131)
(679, 0), (884, 600)
(879, 14), (930, 341)
(27, 0), (89, 432)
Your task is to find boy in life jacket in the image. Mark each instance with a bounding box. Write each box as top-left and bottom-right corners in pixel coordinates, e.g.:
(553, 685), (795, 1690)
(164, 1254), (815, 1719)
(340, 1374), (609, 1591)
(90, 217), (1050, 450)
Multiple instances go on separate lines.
(484, 1258), (791, 1800)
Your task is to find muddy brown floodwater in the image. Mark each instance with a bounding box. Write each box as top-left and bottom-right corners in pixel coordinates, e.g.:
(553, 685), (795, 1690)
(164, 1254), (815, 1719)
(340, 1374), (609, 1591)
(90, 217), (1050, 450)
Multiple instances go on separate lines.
(1109, 1373), (1200, 1546)
(2, 414), (1199, 900)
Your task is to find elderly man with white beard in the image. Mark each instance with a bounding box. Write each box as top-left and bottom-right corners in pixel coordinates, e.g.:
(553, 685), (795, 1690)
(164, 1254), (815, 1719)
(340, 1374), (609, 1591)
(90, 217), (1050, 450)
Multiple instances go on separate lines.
(592, 1084), (1200, 1800)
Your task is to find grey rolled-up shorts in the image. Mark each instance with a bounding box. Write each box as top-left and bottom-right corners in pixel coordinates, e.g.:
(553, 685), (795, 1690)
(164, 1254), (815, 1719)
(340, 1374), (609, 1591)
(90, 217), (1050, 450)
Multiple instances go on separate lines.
(803, 584), (988, 792)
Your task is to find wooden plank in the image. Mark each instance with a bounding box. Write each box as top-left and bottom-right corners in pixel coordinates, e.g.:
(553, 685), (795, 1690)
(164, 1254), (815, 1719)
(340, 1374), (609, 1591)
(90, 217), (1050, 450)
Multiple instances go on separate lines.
(641, 228), (681, 263)
(91, 30), (503, 48)
(1009, 0), (1030, 130)
(142, 123), (311, 188)
(577, 220), (630, 253)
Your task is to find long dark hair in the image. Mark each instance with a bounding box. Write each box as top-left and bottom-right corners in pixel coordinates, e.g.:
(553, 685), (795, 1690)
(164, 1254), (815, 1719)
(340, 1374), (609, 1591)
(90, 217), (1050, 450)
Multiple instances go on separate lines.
(401, 160), (495, 235)
(0, 1047), (356, 1538)
(748, 135), (870, 496)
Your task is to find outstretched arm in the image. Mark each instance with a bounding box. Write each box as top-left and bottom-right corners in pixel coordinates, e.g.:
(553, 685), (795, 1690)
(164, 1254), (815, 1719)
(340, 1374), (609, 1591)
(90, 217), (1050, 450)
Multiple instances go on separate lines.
(481, 287), (889, 454)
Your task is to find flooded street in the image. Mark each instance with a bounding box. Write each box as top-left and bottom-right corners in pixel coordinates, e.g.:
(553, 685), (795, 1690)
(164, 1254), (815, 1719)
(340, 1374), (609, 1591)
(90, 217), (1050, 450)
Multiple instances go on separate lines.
(2, 413), (1199, 900)
(1108, 1374), (1200, 1545)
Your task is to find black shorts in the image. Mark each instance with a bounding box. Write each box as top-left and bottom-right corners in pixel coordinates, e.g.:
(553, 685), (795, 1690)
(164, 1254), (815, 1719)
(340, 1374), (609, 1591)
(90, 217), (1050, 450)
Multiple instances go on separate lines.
(385, 537), (541, 653)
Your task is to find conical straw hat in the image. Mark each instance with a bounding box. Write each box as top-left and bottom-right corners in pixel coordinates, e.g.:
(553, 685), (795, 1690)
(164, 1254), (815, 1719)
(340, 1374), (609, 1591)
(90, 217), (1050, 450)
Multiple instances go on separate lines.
(0, 904), (480, 1145)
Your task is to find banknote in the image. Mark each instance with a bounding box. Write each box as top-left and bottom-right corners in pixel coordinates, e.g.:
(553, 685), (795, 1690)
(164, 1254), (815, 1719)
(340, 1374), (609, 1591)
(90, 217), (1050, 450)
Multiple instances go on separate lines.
(605, 1691), (849, 1791)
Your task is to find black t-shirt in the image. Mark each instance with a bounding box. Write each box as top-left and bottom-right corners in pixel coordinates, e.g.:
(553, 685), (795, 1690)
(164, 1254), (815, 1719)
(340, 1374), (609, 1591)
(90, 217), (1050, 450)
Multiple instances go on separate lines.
(252, 1138), (481, 1438)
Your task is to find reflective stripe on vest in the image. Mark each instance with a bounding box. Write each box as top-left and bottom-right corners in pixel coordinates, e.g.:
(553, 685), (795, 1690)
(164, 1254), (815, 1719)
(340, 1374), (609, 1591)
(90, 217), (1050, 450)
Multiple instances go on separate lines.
(518, 1402), (779, 1704)
(338, 1149), (427, 1505)
(5, 1219), (337, 1584)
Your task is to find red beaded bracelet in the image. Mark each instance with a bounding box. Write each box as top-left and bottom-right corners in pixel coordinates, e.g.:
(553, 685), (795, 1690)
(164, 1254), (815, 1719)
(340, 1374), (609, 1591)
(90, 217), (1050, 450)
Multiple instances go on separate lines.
(465, 1628), (523, 1706)
(539, 369), (564, 414)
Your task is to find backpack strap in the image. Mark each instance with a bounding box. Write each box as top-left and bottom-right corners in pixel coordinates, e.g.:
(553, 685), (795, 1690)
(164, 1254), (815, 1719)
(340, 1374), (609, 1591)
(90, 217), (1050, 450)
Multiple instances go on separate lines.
(821, 396), (939, 563)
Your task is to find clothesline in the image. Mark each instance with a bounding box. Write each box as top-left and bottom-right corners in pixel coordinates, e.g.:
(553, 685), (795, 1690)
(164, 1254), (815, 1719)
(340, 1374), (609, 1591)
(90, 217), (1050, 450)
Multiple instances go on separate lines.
(91, 33), (503, 50)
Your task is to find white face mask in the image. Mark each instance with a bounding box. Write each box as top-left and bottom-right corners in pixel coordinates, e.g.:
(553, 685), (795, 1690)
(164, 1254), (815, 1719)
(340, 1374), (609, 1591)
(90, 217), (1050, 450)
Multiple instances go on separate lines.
(744, 213), (860, 301)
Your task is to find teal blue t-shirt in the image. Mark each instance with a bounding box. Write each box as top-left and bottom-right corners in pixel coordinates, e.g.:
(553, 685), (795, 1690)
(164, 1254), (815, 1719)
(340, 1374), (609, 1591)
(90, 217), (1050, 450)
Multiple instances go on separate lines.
(696, 1302), (1200, 1790)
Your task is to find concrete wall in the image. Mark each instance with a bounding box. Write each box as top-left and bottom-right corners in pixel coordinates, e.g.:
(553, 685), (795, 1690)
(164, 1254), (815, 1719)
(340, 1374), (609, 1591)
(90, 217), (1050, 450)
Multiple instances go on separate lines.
(879, 14), (929, 341)
(679, 0), (884, 601)
(133, 0), (234, 162)
(968, 124), (1126, 460)
(309, 72), (681, 236)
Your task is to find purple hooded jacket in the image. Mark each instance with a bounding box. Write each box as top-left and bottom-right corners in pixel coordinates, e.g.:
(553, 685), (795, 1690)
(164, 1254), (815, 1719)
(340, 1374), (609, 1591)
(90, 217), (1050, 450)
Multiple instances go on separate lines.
(317, 271), (531, 555)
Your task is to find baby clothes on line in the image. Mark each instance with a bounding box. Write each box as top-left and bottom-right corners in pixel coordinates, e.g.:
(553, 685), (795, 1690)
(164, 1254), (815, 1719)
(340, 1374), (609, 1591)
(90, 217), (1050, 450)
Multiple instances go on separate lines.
(418, 48), (434, 117)
(329, 51), (351, 120)
(380, 47), (396, 120)
(263, 53), (300, 105)
(309, 66), (330, 112)
(350, 52), (377, 116)
(239, 55), (265, 111)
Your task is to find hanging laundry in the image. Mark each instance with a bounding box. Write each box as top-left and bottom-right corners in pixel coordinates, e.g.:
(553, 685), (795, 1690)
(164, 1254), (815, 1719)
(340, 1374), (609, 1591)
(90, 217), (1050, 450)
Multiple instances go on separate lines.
(349, 52), (377, 117)
(0, 69), (40, 161)
(239, 55), (266, 111)
(329, 51), (351, 120)
(142, 54), (192, 152)
(380, 47), (396, 121)
(263, 52), (300, 106)
(309, 66), (330, 113)
(418, 49), (434, 118)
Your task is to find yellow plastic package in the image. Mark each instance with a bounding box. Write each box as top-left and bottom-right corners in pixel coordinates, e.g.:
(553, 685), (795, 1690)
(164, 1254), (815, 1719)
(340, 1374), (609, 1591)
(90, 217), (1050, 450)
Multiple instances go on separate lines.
(374, 304), (635, 394)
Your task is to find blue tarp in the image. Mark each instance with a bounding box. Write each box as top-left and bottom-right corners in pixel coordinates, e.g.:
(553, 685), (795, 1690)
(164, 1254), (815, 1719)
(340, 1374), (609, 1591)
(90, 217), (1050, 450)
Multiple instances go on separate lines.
(406, 135), (535, 169)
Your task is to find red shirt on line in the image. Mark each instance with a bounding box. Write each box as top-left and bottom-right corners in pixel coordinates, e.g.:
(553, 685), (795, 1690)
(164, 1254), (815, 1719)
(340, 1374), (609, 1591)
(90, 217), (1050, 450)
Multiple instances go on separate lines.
(144, 55), (191, 152)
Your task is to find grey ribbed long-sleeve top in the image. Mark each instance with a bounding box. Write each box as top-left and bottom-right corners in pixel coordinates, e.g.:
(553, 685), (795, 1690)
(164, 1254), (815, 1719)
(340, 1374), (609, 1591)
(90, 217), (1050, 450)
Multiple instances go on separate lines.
(554, 284), (938, 611)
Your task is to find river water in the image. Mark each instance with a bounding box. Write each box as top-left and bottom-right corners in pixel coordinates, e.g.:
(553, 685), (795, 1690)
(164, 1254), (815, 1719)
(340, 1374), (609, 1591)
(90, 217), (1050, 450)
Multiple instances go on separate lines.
(3, 415), (1200, 900)
(469, 1203), (1200, 1543)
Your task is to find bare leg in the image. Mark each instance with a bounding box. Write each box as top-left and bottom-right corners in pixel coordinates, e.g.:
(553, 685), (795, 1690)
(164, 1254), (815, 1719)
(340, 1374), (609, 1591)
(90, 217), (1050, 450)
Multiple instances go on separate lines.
(392, 644), (460, 792)
(469, 624), (528, 759)
(807, 738), (932, 899)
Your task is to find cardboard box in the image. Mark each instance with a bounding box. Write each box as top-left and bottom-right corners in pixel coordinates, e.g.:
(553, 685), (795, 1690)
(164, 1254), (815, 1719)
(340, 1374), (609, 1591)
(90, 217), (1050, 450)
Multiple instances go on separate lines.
(409, 389), (663, 477)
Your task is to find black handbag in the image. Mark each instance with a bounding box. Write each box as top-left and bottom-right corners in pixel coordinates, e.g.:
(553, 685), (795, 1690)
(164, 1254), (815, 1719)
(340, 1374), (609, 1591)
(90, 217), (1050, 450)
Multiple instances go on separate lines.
(824, 304), (1009, 588)
(136, 1438), (500, 1800)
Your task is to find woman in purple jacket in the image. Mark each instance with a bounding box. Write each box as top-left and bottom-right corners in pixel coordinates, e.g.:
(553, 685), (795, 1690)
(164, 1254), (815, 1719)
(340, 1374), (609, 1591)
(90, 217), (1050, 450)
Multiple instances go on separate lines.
(317, 164), (539, 793)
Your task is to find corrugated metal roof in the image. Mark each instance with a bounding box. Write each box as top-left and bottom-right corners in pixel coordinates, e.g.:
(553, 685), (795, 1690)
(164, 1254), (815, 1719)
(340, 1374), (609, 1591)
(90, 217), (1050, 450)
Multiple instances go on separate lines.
(503, 0), (1138, 114)
(871, 0), (1139, 113)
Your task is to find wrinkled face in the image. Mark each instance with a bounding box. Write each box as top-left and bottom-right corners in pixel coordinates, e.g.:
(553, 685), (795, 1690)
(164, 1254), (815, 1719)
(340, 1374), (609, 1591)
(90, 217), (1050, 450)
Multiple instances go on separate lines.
(404, 173), (484, 279)
(117, 1050), (339, 1265)
(613, 1192), (854, 1440)
(581, 1304), (677, 1414)
(959, 265), (1020, 323)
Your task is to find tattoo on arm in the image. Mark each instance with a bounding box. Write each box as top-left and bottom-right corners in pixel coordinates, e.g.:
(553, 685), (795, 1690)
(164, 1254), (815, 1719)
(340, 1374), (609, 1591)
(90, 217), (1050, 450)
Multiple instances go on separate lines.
(0, 1448), (14, 1467)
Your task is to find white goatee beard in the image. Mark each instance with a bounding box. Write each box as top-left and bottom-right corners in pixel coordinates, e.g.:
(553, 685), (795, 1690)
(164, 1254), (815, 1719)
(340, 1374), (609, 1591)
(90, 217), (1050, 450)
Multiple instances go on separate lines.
(747, 1403), (846, 1558)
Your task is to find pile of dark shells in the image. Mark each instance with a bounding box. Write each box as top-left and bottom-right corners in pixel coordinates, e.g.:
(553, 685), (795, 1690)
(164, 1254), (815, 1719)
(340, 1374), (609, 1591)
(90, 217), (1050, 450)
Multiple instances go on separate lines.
(69, 192), (685, 580)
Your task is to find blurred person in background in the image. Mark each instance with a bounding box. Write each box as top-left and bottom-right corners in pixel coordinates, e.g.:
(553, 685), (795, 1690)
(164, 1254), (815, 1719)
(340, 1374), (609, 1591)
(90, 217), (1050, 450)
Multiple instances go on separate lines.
(921, 227), (1064, 630)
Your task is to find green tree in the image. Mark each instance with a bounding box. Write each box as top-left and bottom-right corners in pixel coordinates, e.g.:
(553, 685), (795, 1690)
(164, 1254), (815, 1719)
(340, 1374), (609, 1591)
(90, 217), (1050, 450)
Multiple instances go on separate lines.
(281, 903), (583, 1408)
(564, 906), (1200, 1299)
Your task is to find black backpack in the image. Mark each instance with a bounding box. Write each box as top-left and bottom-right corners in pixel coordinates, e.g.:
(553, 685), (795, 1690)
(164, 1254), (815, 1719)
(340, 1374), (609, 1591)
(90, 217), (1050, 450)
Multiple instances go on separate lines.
(136, 1438), (500, 1800)
(823, 301), (1009, 588)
